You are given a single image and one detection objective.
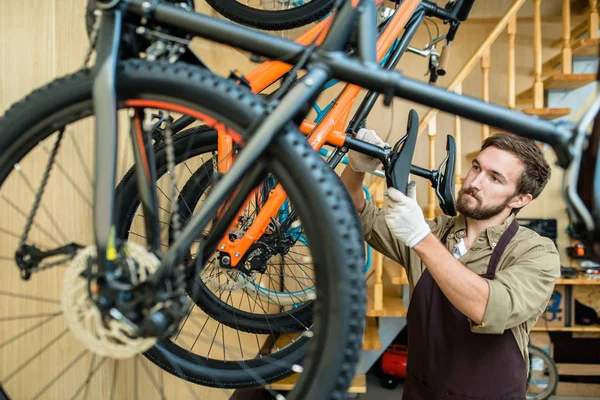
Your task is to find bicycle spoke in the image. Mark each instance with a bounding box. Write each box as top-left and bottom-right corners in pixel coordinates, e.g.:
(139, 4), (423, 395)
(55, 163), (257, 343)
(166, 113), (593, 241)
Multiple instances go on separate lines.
(0, 313), (62, 350)
(81, 353), (97, 400)
(68, 357), (107, 400)
(1, 195), (62, 246)
(31, 349), (88, 400)
(68, 129), (93, 188)
(0, 312), (62, 321)
(133, 356), (138, 400)
(174, 302), (196, 343)
(14, 165), (69, 242)
(0, 226), (31, 241)
(41, 145), (93, 207)
(139, 357), (167, 400)
(110, 360), (119, 400)
(127, 231), (169, 248)
(154, 345), (201, 400)
(0, 290), (60, 304)
(2, 328), (70, 383)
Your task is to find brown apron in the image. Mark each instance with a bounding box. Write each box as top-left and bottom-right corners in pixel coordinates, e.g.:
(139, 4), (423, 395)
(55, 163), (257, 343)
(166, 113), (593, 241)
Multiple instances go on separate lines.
(403, 219), (526, 400)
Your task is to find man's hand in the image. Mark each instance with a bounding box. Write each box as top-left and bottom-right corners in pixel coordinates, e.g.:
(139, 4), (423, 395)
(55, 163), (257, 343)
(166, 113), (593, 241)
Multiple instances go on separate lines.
(385, 185), (430, 248)
(348, 128), (388, 173)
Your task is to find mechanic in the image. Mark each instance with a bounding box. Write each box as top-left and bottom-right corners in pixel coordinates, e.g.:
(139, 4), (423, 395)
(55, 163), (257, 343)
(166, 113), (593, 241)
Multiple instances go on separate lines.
(341, 131), (561, 399)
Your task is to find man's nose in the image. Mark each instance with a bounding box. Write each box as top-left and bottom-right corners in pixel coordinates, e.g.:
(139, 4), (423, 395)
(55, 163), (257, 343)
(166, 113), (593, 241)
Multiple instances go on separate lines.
(470, 172), (484, 191)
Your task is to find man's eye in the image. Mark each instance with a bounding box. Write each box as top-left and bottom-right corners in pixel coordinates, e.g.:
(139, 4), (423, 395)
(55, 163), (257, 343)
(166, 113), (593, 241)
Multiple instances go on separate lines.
(472, 165), (479, 171)
(492, 176), (499, 183)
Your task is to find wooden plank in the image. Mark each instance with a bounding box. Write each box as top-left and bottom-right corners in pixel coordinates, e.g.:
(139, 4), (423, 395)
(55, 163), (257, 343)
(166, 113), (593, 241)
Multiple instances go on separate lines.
(366, 289), (408, 317)
(531, 324), (600, 332)
(383, 258), (409, 285)
(542, 38), (600, 74)
(362, 317), (381, 351)
(516, 74), (596, 104)
(545, 73), (597, 90)
(269, 373), (367, 393)
(557, 277), (600, 284)
(557, 363), (600, 375)
(556, 382), (600, 397)
(522, 107), (572, 120)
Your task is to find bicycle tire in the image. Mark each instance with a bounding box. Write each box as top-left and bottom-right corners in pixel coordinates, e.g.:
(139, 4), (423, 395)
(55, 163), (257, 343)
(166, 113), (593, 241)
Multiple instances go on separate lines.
(0, 60), (365, 398)
(527, 344), (558, 400)
(205, 0), (335, 31)
(115, 126), (315, 334)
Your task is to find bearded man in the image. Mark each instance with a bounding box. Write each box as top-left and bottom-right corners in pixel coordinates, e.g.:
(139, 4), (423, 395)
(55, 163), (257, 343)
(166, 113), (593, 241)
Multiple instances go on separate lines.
(341, 132), (560, 399)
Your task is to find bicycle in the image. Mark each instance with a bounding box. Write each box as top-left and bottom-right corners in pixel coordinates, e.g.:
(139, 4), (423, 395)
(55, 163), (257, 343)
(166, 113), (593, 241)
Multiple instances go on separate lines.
(108, 0), (458, 348)
(1, 0), (599, 399)
(527, 344), (559, 399)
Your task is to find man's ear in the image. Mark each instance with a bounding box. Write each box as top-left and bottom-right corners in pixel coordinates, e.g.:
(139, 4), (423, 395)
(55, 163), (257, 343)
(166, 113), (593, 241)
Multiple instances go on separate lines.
(509, 193), (533, 210)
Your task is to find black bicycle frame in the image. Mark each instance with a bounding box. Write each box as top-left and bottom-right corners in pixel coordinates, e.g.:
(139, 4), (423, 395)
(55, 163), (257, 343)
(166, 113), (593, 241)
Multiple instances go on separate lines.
(92, 0), (577, 280)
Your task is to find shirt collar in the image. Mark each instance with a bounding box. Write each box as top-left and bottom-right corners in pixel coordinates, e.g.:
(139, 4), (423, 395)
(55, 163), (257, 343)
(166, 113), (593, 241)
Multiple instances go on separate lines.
(448, 213), (516, 248)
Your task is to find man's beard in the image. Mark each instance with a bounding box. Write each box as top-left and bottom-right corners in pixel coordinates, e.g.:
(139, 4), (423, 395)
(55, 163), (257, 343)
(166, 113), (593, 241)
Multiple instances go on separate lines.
(455, 188), (514, 220)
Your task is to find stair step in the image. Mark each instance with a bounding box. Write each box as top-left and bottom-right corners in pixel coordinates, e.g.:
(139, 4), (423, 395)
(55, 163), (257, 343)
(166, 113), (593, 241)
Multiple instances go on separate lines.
(383, 258), (409, 285)
(516, 74), (596, 104)
(268, 373), (367, 393)
(362, 317), (382, 350)
(366, 288), (407, 317)
(522, 107), (572, 120)
(542, 38), (600, 75)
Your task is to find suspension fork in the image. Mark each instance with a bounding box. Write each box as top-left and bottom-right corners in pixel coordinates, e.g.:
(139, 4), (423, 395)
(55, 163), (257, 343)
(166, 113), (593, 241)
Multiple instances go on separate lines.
(92, 8), (122, 273)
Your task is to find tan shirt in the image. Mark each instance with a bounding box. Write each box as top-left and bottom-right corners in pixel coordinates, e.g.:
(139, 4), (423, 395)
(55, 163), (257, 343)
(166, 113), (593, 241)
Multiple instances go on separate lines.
(360, 200), (561, 366)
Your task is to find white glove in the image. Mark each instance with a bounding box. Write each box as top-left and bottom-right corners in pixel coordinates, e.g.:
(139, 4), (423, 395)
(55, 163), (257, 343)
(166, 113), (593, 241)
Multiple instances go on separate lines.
(385, 185), (431, 248)
(348, 128), (388, 173)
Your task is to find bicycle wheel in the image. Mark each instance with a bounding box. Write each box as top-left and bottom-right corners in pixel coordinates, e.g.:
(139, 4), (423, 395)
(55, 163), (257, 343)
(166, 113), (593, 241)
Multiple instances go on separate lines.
(116, 126), (315, 335)
(205, 0), (335, 31)
(527, 344), (558, 400)
(0, 60), (365, 398)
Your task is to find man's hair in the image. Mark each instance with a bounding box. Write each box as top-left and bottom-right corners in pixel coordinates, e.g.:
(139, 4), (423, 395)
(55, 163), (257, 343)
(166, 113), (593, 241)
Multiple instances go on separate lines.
(480, 133), (551, 204)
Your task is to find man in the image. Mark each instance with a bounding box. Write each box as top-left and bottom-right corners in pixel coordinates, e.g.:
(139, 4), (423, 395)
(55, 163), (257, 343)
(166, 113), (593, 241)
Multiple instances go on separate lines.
(341, 130), (561, 399)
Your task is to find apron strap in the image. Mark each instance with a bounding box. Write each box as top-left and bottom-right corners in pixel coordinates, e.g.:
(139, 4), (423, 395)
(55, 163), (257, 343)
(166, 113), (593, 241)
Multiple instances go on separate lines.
(486, 219), (519, 277)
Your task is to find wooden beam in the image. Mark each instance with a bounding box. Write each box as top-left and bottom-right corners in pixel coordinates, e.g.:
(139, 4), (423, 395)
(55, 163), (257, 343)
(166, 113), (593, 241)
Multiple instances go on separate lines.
(533, 0), (544, 108)
(590, 0), (599, 39)
(373, 183), (384, 312)
(454, 83), (463, 188)
(269, 374), (367, 393)
(383, 257), (409, 285)
(481, 48), (491, 141)
(427, 116), (436, 220)
(507, 15), (517, 109)
(562, 0), (573, 74)
(522, 107), (571, 120)
(362, 317), (382, 350)
(557, 363), (600, 375)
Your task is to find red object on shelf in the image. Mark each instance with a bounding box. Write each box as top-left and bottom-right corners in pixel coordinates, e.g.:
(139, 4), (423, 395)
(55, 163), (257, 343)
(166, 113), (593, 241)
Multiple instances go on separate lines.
(381, 344), (408, 379)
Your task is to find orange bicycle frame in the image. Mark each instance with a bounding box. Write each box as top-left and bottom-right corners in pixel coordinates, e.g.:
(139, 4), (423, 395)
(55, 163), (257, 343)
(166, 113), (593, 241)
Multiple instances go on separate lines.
(217, 0), (421, 266)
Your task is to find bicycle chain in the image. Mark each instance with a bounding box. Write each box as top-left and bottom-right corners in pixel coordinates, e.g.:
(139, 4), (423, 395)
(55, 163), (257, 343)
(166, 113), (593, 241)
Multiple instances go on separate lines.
(84, 9), (102, 68)
(161, 114), (187, 299)
(19, 129), (65, 248)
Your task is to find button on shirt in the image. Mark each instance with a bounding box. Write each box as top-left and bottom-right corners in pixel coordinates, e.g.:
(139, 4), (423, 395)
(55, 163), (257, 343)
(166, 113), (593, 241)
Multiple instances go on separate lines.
(359, 199), (561, 364)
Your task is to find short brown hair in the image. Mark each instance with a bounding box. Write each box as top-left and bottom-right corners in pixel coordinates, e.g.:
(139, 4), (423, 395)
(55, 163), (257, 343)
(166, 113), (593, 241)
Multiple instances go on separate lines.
(481, 133), (551, 204)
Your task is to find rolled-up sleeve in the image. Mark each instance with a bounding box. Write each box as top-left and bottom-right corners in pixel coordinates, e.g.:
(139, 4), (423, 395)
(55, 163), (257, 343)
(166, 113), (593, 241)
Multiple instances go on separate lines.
(359, 200), (408, 266)
(470, 238), (561, 334)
